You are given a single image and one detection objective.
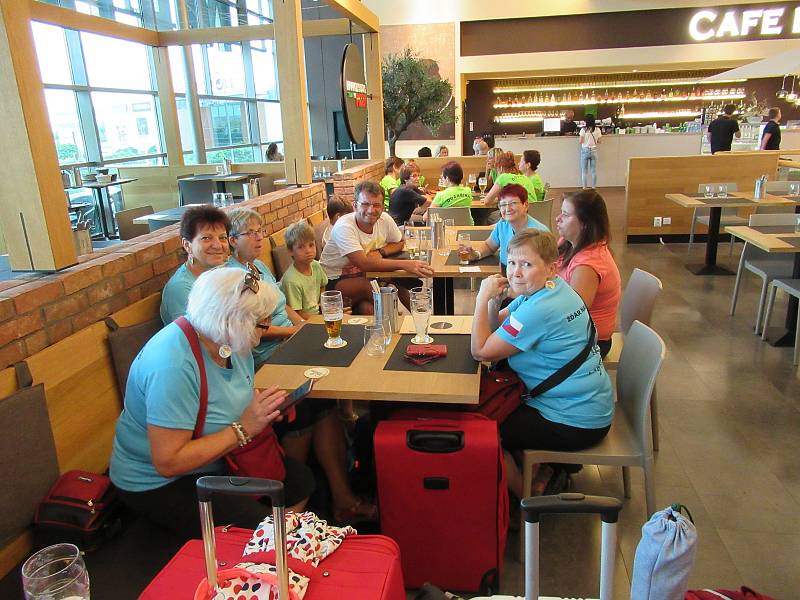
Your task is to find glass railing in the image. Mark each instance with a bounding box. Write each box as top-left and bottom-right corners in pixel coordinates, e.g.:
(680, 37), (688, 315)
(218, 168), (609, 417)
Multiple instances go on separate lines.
(36, 0), (272, 32)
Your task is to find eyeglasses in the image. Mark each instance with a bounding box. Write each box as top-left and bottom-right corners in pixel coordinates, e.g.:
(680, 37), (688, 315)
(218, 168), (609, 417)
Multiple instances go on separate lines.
(241, 272), (259, 295)
(233, 228), (267, 239)
(357, 201), (383, 210)
(498, 200), (522, 209)
(256, 321), (271, 331)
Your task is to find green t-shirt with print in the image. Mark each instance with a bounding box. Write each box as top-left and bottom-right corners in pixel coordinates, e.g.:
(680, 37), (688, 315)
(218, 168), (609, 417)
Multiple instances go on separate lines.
(495, 172), (537, 203)
(432, 185), (474, 225)
(279, 260), (328, 314)
(380, 175), (400, 209)
(527, 173), (545, 202)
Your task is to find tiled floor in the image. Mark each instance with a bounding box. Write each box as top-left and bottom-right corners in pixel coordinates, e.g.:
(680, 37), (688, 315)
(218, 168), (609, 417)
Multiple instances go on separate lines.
(444, 188), (799, 599)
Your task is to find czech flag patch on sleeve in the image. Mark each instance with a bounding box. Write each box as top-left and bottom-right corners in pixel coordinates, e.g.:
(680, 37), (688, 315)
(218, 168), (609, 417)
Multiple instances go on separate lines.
(501, 313), (524, 338)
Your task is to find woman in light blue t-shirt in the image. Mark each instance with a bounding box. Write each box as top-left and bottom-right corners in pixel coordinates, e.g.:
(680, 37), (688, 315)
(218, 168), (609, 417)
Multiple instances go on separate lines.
(111, 268), (314, 538)
(470, 229), (613, 499)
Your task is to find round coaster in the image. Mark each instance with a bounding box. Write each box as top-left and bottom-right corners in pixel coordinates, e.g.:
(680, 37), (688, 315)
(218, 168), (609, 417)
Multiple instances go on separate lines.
(347, 317), (368, 325)
(304, 367), (331, 379)
(430, 321), (454, 330)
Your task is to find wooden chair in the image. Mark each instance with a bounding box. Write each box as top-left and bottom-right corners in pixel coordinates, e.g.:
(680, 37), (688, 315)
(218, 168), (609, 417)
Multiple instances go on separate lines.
(116, 205), (153, 240)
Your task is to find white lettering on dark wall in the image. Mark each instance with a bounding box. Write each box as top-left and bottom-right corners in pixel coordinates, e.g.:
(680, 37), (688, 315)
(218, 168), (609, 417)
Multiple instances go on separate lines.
(688, 5), (800, 41)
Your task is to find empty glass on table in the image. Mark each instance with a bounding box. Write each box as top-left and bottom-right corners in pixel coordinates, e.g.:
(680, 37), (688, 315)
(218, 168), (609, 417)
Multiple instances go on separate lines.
(410, 287), (434, 344)
(404, 221), (419, 258)
(364, 324), (386, 356)
(321, 290), (346, 348)
(718, 184), (728, 198)
(790, 182), (800, 197)
(703, 184), (714, 199)
(22, 543), (90, 600)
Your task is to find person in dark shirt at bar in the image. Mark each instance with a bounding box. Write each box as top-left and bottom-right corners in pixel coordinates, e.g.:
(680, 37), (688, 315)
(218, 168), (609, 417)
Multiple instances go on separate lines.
(760, 107), (782, 150)
(707, 104), (741, 154)
(561, 110), (578, 135)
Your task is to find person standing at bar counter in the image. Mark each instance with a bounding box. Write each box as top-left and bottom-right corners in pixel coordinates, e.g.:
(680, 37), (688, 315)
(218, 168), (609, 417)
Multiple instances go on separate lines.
(579, 114), (601, 189)
(320, 180), (433, 314)
(561, 110), (578, 135)
(160, 206), (230, 324)
(760, 107), (782, 150)
(708, 104), (741, 154)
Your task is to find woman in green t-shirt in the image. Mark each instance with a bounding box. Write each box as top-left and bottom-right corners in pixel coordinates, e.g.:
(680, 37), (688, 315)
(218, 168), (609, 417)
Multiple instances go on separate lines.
(483, 151), (537, 206)
(430, 160), (474, 225)
(519, 149), (546, 202)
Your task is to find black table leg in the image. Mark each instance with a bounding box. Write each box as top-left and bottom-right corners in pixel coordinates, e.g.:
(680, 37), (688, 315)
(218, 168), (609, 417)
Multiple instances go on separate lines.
(433, 277), (454, 315)
(92, 187), (114, 239)
(687, 206), (734, 276)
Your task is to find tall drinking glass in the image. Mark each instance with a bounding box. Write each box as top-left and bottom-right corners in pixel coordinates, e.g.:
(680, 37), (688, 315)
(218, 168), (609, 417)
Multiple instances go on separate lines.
(320, 291), (346, 348)
(444, 218), (456, 249)
(478, 177), (488, 196)
(410, 287), (434, 344)
(22, 543), (90, 600)
(468, 173), (477, 190)
(457, 233), (471, 265)
(404, 222), (419, 258)
(212, 192), (225, 207)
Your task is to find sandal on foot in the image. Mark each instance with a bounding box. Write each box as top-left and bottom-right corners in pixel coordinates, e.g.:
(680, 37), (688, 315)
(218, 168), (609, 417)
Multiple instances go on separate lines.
(333, 498), (378, 523)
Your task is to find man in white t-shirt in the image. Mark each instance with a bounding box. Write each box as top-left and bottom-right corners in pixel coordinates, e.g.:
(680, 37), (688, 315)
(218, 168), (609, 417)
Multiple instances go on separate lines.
(320, 180), (433, 314)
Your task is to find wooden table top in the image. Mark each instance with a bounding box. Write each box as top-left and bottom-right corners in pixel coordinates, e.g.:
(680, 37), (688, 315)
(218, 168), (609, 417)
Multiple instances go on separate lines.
(665, 191), (800, 208)
(366, 247), (501, 278)
(725, 225), (800, 253)
(254, 315), (480, 404)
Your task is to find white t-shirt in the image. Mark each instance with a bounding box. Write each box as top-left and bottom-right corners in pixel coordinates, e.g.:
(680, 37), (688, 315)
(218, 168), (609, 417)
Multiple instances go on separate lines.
(319, 212), (402, 279)
(580, 127), (601, 149)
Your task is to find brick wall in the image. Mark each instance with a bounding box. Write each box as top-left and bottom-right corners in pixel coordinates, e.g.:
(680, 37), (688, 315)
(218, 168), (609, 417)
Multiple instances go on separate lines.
(332, 160), (384, 200)
(0, 184), (326, 370)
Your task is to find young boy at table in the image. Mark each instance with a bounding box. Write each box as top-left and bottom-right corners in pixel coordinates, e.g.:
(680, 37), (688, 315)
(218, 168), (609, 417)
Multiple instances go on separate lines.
(280, 220), (328, 319)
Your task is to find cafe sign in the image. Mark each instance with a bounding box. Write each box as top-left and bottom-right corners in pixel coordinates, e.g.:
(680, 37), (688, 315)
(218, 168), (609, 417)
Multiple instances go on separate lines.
(340, 43), (368, 145)
(689, 4), (800, 41)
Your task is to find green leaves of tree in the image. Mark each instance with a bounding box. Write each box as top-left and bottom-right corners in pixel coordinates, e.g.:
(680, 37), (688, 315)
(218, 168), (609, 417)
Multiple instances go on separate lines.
(382, 49), (454, 155)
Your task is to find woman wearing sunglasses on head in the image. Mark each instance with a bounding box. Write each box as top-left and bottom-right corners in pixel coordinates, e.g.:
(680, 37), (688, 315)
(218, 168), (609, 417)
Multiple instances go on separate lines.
(111, 268), (314, 538)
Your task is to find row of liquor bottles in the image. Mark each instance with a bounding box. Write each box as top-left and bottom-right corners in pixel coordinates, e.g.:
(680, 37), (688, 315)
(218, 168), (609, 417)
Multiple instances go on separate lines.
(493, 87), (747, 108)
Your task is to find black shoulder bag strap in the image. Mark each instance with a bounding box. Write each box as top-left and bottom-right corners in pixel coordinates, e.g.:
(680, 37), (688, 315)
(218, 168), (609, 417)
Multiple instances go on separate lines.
(523, 312), (597, 400)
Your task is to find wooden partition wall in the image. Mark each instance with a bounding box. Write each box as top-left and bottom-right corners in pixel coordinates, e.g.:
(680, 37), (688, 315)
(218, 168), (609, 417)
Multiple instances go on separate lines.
(626, 152), (780, 240)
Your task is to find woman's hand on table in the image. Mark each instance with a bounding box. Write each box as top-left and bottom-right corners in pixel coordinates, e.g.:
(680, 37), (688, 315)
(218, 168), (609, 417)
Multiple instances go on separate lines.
(239, 385), (286, 437)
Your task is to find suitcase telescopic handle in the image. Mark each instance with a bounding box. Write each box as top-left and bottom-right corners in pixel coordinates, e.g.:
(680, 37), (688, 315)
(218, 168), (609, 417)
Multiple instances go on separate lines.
(196, 475), (284, 506)
(406, 430), (465, 453)
(521, 493), (622, 523)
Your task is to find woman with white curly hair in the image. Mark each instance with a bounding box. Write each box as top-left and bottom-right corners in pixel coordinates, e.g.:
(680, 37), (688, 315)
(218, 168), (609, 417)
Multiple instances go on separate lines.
(110, 267), (314, 538)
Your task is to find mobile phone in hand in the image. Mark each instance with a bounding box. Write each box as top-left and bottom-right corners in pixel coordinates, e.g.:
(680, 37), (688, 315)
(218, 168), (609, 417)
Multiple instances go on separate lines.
(276, 379), (314, 414)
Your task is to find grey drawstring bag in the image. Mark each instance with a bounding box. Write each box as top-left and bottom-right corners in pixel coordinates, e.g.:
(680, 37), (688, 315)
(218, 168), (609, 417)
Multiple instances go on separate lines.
(631, 504), (698, 600)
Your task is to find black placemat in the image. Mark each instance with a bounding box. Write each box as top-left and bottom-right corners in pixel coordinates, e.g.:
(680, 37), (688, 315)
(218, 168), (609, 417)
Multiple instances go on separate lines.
(383, 334), (479, 374)
(266, 324), (363, 367)
(751, 225), (798, 234)
(778, 236), (800, 248)
(458, 228), (492, 241)
(445, 252), (499, 266)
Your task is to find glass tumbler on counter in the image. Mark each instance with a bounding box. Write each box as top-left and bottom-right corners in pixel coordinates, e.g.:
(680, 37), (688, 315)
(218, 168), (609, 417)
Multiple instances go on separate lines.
(22, 543), (90, 600)
(321, 291), (346, 348)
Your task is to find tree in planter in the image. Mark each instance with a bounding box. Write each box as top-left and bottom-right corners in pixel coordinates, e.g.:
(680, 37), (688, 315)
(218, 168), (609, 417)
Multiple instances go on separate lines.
(382, 49), (454, 157)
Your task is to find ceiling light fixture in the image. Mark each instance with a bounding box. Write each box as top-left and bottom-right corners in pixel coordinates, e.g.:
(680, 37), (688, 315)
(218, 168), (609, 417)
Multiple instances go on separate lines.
(787, 75), (797, 101)
(777, 74), (789, 98)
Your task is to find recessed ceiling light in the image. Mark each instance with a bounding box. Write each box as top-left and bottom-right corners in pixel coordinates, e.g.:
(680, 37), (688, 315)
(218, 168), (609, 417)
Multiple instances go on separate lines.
(632, 69), (638, 73)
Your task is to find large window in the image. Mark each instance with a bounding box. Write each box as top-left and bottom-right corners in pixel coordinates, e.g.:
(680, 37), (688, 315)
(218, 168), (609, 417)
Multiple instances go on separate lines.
(32, 21), (166, 167)
(169, 39), (282, 164)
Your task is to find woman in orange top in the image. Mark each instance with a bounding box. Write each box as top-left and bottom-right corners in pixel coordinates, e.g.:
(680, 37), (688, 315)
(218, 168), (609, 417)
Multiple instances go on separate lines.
(555, 190), (621, 358)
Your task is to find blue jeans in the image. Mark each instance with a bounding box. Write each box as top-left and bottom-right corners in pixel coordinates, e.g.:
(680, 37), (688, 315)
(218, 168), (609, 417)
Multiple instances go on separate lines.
(580, 147), (597, 188)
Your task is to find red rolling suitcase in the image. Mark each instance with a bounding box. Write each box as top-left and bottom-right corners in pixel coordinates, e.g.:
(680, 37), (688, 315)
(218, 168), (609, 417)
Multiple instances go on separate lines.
(139, 476), (405, 600)
(374, 412), (508, 593)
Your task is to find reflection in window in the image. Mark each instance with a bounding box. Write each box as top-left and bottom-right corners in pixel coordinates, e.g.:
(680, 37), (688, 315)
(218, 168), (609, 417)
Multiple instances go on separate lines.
(82, 32), (153, 90)
(205, 43), (246, 97)
(44, 89), (87, 165)
(200, 98), (249, 147)
(257, 101), (282, 143)
(31, 22), (72, 85)
(91, 92), (162, 160)
(251, 41), (278, 100)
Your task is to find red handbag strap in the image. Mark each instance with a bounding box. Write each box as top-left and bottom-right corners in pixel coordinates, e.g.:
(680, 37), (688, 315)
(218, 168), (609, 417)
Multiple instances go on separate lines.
(175, 317), (208, 439)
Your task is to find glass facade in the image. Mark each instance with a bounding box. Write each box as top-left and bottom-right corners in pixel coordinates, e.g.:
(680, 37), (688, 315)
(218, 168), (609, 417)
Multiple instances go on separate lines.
(32, 5), (282, 167)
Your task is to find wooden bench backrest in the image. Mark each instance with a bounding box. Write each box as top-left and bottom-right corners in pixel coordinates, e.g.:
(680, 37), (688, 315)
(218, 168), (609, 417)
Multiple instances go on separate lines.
(0, 293), (162, 577)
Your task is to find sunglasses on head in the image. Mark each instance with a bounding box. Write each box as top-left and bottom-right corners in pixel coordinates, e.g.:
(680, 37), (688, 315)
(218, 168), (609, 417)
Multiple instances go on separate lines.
(241, 271), (259, 295)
